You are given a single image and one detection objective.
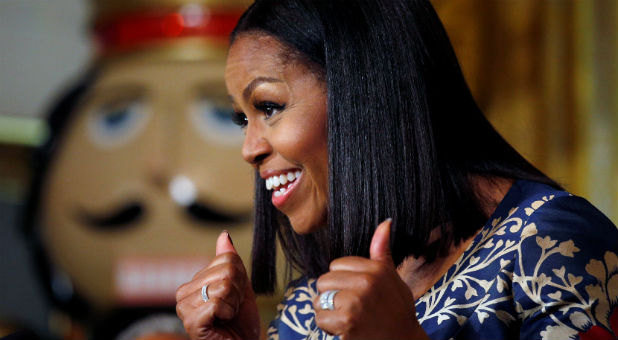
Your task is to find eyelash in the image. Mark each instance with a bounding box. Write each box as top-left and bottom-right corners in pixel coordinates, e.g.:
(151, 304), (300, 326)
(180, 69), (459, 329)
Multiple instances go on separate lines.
(255, 101), (285, 118)
(231, 101), (286, 128)
(231, 111), (248, 127)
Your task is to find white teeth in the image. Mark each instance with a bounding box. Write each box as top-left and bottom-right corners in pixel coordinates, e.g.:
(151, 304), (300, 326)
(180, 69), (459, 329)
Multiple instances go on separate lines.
(265, 170), (302, 191)
(279, 188), (285, 193)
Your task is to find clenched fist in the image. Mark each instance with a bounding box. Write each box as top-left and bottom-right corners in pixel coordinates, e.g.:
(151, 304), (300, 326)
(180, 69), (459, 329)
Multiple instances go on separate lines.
(176, 231), (260, 340)
(313, 220), (429, 339)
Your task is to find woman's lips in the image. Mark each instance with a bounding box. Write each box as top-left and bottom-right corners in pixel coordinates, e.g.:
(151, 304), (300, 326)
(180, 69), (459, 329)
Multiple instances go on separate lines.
(264, 170), (302, 208)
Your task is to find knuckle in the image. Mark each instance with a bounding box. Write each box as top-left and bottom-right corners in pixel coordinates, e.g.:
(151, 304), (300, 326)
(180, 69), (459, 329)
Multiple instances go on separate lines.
(312, 296), (320, 308)
(346, 293), (362, 312)
(316, 273), (332, 291)
(208, 296), (224, 309)
(218, 279), (234, 299)
(175, 286), (185, 302)
(175, 302), (186, 320)
(357, 273), (375, 290)
(328, 258), (342, 270)
(175, 282), (191, 302)
(316, 276), (326, 291)
(226, 266), (243, 281)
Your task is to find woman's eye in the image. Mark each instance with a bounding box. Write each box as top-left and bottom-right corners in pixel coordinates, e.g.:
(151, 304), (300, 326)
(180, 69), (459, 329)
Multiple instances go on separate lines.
(255, 101), (285, 118)
(189, 97), (245, 146)
(88, 98), (149, 148)
(231, 112), (248, 128)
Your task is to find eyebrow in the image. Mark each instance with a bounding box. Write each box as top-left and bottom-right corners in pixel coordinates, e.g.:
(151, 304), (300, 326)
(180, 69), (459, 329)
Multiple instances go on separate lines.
(242, 77), (282, 101)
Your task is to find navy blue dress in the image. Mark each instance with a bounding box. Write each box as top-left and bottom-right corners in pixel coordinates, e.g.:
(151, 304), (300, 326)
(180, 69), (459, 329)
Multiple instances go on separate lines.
(267, 181), (618, 340)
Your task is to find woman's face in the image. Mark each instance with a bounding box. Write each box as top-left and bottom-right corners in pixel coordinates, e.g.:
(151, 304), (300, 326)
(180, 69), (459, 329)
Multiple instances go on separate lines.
(225, 34), (329, 234)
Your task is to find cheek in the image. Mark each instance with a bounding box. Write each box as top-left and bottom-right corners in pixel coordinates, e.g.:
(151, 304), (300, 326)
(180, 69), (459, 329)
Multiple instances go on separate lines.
(276, 110), (328, 166)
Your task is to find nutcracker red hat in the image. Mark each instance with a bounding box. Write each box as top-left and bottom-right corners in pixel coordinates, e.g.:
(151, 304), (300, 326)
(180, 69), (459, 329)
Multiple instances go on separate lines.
(90, 0), (250, 60)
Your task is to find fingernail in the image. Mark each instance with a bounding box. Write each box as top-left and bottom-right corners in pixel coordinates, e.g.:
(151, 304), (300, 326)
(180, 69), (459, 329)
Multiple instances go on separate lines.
(384, 217), (393, 223)
(225, 230), (234, 246)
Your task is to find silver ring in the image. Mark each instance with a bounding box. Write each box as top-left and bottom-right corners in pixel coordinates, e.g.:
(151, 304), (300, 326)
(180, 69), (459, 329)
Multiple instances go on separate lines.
(319, 290), (339, 311)
(201, 283), (209, 303)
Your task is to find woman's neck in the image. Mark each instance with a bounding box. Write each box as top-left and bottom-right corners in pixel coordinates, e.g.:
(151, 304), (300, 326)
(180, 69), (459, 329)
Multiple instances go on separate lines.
(396, 176), (514, 300)
(472, 175), (514, 219)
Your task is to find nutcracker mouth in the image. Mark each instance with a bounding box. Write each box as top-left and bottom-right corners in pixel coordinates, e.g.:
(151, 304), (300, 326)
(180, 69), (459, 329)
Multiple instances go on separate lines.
(115, 256), (209, 305)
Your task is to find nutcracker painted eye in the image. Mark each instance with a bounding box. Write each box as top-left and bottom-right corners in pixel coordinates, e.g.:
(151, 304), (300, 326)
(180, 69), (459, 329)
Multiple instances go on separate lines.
(88, 97), (149, 148)
(189, 97), (244, 146)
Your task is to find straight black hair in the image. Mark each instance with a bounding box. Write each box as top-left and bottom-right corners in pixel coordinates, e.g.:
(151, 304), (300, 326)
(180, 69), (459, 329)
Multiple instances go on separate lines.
(232, 0), (560, 294)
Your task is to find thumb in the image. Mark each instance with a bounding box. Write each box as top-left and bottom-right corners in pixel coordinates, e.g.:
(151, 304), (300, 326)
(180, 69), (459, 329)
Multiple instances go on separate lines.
(369, 218), (393, 264)
(215, 230), (238, 256)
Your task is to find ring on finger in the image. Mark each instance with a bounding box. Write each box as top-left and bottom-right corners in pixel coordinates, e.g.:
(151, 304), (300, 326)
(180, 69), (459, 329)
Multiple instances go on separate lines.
(319, 290), (339, 311)
(201, 283), (209, 303)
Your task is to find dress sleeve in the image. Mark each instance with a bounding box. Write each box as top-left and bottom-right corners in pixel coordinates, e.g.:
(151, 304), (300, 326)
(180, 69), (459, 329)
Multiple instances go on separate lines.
(512, 194), (618, 340)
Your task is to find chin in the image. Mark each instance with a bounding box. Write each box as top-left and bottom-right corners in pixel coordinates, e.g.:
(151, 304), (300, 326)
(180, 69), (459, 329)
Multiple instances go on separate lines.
(287, 213), (327, 235)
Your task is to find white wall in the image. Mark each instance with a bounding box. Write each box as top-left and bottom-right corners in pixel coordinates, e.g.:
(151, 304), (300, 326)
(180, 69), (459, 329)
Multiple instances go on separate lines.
(0, 0), (92, 118)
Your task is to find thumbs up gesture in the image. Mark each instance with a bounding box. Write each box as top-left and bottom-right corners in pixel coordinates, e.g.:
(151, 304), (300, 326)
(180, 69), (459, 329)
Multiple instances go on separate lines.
(313, 219), (428, 339)
(176, 231), (260, 340)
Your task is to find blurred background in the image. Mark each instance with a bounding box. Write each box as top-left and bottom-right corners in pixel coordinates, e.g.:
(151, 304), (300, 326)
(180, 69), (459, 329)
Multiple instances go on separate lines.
(0, 0), (616, 339)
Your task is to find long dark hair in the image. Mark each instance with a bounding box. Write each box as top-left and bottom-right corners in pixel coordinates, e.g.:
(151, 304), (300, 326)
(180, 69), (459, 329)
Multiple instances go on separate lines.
(232, 0), (560, 294)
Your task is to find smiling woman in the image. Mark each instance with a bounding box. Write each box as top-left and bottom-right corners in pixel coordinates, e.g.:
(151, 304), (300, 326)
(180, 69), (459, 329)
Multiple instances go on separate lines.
(226, 34), (329, 235)
(175, 0), (618, 339)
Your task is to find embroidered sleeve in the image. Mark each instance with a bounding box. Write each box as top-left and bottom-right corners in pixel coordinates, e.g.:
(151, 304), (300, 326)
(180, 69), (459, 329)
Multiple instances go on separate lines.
(512, 195), (618, 340)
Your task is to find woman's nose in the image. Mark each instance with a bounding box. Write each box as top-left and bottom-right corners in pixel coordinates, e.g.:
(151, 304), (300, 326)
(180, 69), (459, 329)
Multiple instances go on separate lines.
(241, 122), (271, 165)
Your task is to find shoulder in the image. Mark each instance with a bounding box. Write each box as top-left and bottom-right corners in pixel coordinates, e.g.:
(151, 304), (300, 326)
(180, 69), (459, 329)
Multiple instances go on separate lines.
(497, 180), (616, 245)
(500, 181), (618, 339)
(514, 181), (617, 251)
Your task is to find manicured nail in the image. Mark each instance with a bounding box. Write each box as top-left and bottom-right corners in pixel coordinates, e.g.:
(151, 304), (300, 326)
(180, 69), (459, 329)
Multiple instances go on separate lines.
(384, 217), (393, 223)
(225, 230), (234, 246)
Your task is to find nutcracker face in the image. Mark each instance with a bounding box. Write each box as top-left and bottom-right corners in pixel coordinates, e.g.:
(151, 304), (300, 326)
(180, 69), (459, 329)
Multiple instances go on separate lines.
(40, 56), (254, 311)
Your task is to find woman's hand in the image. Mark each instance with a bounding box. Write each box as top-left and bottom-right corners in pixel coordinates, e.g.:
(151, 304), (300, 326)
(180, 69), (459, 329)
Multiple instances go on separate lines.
(313, 220), (429, 339)
(176, 231), (260, 340)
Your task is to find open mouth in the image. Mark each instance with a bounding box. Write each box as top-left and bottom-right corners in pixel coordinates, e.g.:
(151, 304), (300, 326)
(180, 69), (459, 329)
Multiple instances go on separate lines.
(265, 170), (302, 197)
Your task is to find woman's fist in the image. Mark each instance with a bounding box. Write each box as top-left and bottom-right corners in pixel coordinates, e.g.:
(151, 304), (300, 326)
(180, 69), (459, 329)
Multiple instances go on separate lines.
(313, 220), (428, 339)
(176, 231), (260, 340)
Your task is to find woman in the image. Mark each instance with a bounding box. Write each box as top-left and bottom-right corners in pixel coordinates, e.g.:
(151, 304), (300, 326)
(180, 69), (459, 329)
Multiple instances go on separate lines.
(176, 0), (618, 339)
